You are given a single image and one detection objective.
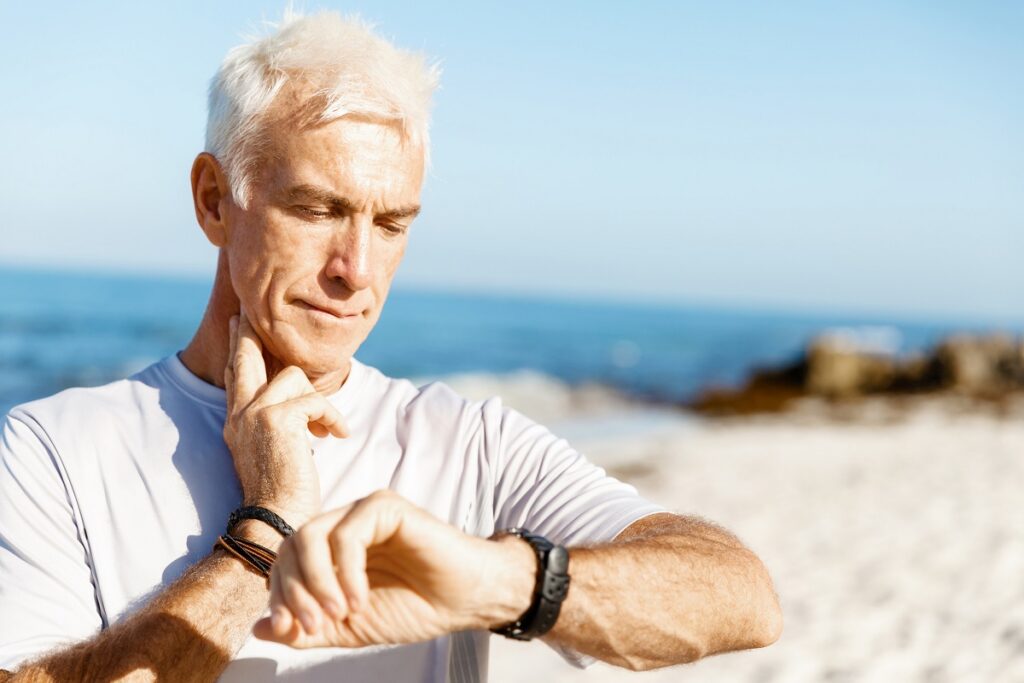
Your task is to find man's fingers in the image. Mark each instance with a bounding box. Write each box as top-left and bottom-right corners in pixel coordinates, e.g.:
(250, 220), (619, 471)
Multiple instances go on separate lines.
(329, 528), (369, 612)
(253, 615), (280, 642)
(233, 312), (268, 405)
(276, 394), (350, 439)
(275, 542), (327, 636)
(269, 569), (296, 636)
(254, 569), (304, 644)
(327, 493), (405, 611)
(260, 365), (317, 404)
(291, 526), (351, 622)
(224, 316), (238, 406)
(228, 314), (239, 361)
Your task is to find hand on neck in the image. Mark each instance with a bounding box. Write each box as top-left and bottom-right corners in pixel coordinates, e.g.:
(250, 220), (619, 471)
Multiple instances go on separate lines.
(178, 258), (352, 397)
(180, 303), (352, 396)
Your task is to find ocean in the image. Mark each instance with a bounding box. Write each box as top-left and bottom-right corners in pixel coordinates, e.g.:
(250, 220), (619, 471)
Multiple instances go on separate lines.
(0, 266), (1015, 418)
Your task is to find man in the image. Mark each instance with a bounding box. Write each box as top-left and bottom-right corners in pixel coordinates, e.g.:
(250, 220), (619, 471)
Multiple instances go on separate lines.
(0, 10), (781, 682)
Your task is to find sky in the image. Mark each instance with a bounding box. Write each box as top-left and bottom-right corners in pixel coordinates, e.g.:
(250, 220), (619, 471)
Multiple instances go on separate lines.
(1, 1), (1021, 323)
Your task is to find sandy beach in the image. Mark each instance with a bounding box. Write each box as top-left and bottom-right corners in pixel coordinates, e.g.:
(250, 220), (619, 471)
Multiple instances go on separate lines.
(472, 387), (1024, 682)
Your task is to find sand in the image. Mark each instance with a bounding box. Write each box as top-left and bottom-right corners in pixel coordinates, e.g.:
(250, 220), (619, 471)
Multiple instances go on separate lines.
(485, 395), (1024, 683)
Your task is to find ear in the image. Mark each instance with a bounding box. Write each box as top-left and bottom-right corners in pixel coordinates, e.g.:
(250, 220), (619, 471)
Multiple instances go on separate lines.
(191, 152), (233, 247)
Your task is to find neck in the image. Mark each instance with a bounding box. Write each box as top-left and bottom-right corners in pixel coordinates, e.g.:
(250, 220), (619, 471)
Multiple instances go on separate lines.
(179, 252), (352, 395)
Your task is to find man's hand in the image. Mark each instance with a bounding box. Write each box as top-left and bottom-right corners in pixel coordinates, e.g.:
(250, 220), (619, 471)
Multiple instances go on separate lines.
(252, 490), (536, 646)
(223, 313), (349, 530)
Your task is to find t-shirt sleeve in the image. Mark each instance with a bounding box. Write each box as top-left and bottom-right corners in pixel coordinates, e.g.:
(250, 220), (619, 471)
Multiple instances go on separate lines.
(490, 400), (665, 547)
(486, 399), (667, 668)
(0, 412), (103, 670)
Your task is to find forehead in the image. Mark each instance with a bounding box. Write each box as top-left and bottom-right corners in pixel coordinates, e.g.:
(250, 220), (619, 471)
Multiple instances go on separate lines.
(261, 115), (425, 209)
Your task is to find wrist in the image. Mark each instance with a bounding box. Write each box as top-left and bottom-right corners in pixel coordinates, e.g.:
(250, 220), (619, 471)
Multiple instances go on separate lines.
(488, 530), (571, 641)
(231, 519), (286, 554)
(241, 498), (312, 530)
(475, 534), (537, 630)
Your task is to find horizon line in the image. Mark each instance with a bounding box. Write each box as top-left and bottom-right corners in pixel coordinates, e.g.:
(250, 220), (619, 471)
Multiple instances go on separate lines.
(1, 259), (1022, 331)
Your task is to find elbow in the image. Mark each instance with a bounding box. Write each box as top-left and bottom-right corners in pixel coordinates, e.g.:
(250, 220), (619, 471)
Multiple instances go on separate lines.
(617, 643), (705, 672)
(614, 568), (783, 671)
(747, 553), (784, 649)
(754, 593), (784, 648)
(608, 625), (708, 672)
(600, 629), (706, 672)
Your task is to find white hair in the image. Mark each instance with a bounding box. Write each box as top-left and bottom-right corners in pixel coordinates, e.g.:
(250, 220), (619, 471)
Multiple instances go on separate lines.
(205, 8), (441, 207)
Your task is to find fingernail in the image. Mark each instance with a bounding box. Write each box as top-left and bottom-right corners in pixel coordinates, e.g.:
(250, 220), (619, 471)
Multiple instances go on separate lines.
(271, 606), (287, 630)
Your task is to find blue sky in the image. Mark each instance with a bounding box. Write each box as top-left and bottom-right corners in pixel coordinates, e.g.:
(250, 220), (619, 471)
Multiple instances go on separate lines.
(1, 1), (1021, 322)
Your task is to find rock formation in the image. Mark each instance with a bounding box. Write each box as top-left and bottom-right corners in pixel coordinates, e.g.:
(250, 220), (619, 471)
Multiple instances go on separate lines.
(691, 331), (1024, 415)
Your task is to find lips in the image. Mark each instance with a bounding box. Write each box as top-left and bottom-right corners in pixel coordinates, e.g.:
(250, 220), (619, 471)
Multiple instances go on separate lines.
(298, 299), (361, 318)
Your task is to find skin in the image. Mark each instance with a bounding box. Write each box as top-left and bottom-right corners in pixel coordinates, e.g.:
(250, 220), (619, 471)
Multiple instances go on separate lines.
(0, 108), (782, 682)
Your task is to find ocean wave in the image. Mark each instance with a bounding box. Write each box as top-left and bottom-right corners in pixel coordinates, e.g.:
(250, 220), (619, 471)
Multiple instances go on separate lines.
(411, 368), (699, 459)
(411, 368), (645, 425)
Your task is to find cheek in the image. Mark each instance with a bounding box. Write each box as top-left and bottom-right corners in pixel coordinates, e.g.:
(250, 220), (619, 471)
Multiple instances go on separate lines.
(225, 222), (280, 317)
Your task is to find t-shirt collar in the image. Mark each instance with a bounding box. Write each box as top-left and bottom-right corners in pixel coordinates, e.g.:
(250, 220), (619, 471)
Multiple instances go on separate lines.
(164, 351), (367, 414)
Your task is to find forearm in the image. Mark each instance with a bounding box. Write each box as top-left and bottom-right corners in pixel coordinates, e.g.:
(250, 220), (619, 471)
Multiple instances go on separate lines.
(6, 521), (278, 683)
(544, 514), (783, 671)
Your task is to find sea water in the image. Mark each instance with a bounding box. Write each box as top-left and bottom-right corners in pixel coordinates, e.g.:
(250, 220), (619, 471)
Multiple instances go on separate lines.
(0, 266), (1013, 417)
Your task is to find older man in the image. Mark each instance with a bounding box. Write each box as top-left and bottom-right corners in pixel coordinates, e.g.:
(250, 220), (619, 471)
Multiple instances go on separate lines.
(0, 10), (781, 682)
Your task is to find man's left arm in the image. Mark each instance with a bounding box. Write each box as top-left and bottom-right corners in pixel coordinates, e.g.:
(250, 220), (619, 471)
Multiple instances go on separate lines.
(252, 492), (781, 672)
(540, 511), (782, 670)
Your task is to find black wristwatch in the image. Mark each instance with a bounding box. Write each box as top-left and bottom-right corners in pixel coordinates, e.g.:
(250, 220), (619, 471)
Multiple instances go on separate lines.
(489, 528), (571, 641)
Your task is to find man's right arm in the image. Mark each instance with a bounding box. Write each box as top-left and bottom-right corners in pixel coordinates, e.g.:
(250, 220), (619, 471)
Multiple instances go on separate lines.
(2, 314), (348, 681)
(2, 520), (280, 683)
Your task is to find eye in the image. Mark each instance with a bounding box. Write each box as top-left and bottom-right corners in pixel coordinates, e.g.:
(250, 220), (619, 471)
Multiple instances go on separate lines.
(297, 206), (332, 220)
(379, 223), (407, 236)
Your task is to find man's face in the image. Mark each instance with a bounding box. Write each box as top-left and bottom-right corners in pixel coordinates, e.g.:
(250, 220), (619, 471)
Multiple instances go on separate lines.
(223, 116), (424, 377)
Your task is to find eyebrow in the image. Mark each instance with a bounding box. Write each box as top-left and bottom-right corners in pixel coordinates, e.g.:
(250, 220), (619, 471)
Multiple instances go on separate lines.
(285, 184), (421, 220)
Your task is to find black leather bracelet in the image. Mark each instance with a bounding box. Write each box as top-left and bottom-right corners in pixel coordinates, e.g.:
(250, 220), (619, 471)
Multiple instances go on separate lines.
(227, 505), (295, 538)
(489, 528), (571, 641)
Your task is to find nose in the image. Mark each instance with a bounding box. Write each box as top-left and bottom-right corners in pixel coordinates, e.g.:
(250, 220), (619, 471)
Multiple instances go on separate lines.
(324, 217), (374, 292)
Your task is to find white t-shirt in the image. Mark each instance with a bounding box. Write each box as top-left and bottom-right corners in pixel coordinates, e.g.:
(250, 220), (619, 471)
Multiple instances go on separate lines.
(0, 353), (664, 681)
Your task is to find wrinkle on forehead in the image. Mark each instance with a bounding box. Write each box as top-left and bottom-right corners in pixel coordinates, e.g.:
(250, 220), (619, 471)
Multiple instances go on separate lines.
(257, 115), (425, 217)
(243, 78), (424, 197)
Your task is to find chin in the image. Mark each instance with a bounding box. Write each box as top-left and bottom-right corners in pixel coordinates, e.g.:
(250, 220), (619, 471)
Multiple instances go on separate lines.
(279, 340), (347, 372)
(277, 330), (363, 373)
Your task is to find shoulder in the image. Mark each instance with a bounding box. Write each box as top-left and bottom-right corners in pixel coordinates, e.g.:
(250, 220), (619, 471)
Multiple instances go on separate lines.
(366, 362), (501, 420)
(9, 359), (167, 425)
(360, 362), (511, 444)
(5, 358), (172, 455)
(405, 376), (509, 430)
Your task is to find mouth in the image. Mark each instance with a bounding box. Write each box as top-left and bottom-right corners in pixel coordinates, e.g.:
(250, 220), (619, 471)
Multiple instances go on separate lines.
(296, 299), (363, 320)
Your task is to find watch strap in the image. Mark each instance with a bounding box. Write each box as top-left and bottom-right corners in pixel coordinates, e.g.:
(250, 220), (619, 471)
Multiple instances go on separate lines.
(490, 528), (570, 641)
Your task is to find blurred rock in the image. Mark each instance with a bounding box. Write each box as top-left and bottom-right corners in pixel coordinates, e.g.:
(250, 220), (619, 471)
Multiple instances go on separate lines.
(936, 334), (1023, 395)
(690, 330), (1024, 416)
(806, 333), (898, 398)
